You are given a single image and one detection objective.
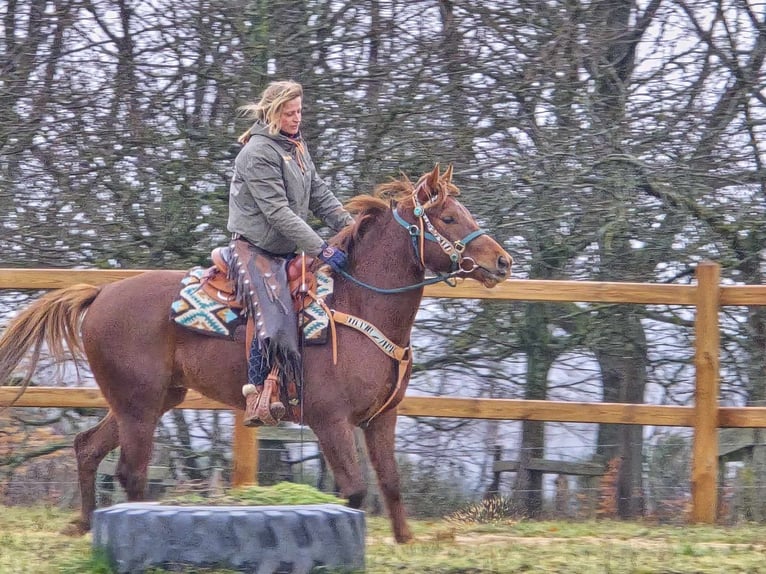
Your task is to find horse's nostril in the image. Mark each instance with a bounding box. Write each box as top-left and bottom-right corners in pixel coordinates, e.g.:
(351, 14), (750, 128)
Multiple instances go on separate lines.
(498, 255), (512, 274)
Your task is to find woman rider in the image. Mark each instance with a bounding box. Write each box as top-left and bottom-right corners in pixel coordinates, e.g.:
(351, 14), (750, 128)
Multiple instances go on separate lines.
(227, 80), (353, 426)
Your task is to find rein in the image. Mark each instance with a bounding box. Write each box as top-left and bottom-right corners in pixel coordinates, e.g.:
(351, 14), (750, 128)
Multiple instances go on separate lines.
(337, 267), (458, 294)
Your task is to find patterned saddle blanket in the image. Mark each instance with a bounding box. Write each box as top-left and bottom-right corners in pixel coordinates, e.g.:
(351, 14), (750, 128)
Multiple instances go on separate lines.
(170, 249), (333, 343)
(170, 267), (244, 339)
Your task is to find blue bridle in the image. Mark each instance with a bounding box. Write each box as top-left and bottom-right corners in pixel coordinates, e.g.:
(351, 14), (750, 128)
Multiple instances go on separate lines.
(335, 189), (488, 295)
(391, 194), (487, 272)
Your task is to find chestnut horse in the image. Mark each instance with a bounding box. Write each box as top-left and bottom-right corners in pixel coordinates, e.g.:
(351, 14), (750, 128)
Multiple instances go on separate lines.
(0, 165), (511, 543)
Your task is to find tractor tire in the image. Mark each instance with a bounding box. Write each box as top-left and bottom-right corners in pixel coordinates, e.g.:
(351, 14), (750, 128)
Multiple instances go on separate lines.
(92, 502), (365, 573)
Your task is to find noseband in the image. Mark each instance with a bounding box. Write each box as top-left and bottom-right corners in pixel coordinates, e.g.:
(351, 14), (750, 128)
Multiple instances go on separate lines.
(392, 188), (487, 273)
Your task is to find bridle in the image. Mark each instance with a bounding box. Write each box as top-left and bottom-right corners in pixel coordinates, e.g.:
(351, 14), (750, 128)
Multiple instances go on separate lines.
(336, 184), (487, 294)
(392, 186), (487, 274)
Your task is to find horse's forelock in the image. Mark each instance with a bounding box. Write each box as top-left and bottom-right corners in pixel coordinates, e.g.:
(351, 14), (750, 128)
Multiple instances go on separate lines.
(373, 171), (460, 209)
(412, 171), (460, 208)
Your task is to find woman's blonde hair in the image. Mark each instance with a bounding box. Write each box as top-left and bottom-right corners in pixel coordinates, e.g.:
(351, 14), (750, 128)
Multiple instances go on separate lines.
(238, 80), (303, 141)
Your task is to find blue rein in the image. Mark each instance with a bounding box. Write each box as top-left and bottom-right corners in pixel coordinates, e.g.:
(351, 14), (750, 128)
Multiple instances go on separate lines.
(337, 267), (458, 294)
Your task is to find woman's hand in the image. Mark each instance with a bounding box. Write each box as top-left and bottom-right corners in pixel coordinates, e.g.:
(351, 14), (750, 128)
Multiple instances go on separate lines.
(318, 243), (348, 272)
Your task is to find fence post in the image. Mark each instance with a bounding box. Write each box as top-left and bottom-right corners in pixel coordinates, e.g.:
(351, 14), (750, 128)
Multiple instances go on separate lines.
(232, 412), (258, 486)
(691, 261), (720, 523)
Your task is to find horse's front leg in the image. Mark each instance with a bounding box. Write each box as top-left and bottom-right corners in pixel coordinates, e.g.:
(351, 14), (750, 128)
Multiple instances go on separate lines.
(363, 409), (413, 543)
(312, 416), (367, 509)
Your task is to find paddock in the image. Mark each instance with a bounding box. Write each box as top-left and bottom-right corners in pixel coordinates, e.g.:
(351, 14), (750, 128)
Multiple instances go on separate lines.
(3, 262), (766, 524)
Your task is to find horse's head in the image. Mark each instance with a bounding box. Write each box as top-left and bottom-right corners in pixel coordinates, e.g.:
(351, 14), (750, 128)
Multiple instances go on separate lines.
(395, 165), (512, 287)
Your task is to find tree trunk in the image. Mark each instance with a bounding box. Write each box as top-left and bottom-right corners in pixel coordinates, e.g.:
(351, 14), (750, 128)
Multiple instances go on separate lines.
(514, 301), (555, 517)
(593, 307), (647, 518)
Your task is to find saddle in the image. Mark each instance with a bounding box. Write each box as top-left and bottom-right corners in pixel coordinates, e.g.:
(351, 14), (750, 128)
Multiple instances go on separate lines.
(177, 246), (410, 428)
(196, 247), (243, 308)
(202, 246), (317, 313)
(200, 246), (325, 427)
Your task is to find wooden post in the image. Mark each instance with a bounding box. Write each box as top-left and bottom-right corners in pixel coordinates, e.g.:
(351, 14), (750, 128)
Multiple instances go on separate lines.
(691, 261), (720, 523)
(231, 412), (258, 486)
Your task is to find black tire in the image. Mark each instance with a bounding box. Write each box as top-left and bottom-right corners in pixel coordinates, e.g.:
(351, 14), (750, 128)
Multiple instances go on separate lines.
(92, 503), (365, 573)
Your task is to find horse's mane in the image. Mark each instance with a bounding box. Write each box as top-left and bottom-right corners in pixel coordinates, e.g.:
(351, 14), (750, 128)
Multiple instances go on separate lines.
(334, 171), (460, 255)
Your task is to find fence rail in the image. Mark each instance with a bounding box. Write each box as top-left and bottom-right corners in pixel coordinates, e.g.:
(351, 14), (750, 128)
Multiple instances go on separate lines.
(2, 263), (766, 523)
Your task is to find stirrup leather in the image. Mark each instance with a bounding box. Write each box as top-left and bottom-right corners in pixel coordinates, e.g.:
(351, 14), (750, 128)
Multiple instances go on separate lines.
(242, 366), (285, 427)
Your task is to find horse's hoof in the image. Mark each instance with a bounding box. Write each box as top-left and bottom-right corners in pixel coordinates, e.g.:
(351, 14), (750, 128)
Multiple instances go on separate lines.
(61, 520), (89, 537)
(269, 401), (286, 421)
(395, 533), (415, 544)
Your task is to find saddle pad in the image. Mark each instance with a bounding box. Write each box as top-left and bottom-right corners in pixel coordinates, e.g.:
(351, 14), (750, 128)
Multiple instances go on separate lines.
(170, 267), (244, 339)
(300, 270), (334, 344)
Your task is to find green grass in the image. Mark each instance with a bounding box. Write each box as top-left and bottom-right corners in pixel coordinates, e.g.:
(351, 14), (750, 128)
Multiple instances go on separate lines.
(364, 516), (766, 573)
(161, 481), (347, 507)
(0, 506), (93, 574)
(3, 505), (766, 573)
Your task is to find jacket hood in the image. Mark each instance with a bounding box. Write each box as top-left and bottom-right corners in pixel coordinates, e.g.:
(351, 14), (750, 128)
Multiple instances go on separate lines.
(248, 121), (302, 145)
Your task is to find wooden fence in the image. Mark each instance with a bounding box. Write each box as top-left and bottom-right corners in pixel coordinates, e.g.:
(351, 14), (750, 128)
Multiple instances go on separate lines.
(2, 262), (766, 523)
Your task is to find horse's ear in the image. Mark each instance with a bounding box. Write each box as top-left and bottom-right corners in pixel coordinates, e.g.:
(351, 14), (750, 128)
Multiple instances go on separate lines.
(417, 164), (441, 204)
(443, 164), (453, 184)
(427, 164), (441, 188)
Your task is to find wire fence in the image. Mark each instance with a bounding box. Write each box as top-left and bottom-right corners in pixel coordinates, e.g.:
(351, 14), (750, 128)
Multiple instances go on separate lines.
(3, 424), (765, 526)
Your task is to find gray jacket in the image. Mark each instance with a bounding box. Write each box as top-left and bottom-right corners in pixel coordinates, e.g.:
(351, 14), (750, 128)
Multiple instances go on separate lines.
(227, 122), (353, 255)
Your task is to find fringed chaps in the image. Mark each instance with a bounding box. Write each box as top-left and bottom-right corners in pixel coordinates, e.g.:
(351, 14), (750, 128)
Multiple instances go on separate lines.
(229, 238), (302, 425)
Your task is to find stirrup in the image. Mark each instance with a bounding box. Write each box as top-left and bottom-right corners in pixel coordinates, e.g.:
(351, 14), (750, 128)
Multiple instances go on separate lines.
(242, 384), (265, 427)
(241, 370), (284, 427)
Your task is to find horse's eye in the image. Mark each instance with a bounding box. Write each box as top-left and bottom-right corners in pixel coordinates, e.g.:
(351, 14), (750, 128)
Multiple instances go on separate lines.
(441, 216), (456, 224)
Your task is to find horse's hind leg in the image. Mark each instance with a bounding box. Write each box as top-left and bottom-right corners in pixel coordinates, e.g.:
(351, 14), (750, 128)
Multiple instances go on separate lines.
(363, 409), (413, 543)
(312, 417), (367, 509)
(113, 416), (155, 502)
(114, 386), (187, 502)
(63, 387), (187, 536)
(63, 411), (120, 535)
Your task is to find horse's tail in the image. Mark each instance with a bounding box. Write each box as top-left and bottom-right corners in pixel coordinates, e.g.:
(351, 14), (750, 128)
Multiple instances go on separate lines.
(0, 283), (101, 409)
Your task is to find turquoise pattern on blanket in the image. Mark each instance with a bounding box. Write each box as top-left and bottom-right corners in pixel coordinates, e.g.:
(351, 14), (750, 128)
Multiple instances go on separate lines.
(171, 266), (334, 344)
(301, 271), (333, 343)
(170, 267), (243, 339)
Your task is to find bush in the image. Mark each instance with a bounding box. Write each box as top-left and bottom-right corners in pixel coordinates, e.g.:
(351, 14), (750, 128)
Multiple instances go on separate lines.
(446, 496), (518, 525)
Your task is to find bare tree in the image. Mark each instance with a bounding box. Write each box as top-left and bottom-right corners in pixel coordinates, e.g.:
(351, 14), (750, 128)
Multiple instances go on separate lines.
(3, 0), (766, 519)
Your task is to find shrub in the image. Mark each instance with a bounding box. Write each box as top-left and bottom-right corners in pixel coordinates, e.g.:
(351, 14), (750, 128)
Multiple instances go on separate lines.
(446, 496), (518, 525)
